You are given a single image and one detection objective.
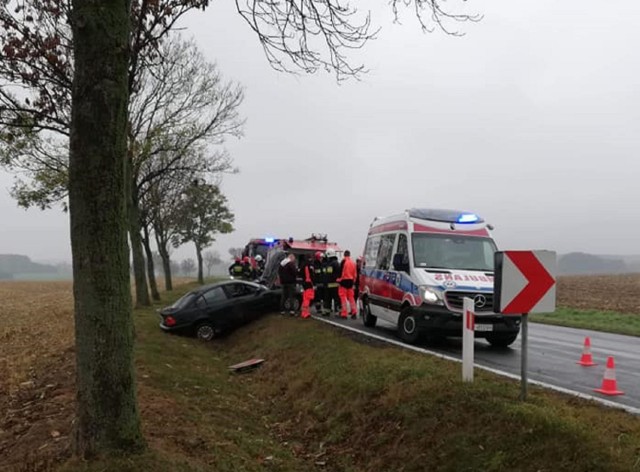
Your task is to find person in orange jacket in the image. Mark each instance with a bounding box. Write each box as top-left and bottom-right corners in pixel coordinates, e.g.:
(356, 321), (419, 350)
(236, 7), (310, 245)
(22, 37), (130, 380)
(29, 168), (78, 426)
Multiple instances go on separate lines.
(300, 255), (315, 319)
(338, 250), (358, 319)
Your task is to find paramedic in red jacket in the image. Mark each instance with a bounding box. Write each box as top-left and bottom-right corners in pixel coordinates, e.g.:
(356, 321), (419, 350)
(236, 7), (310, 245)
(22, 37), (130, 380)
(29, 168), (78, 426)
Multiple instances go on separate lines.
(300, 256), (315, 319)
(338, 250), (358, 319)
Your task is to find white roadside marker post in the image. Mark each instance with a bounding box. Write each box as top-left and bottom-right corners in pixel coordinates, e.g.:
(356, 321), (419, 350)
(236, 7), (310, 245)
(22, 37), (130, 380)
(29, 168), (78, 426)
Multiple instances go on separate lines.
(462, 297), (475, 382)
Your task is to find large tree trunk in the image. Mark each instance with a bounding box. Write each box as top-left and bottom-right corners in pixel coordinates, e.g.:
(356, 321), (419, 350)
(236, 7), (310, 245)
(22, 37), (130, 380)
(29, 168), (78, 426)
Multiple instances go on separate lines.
(196, 244), (204, 285)
(155, 232), (173, 291)
(69, 0), (144, 457)
(128, 181), (150, 307)
(141, 225), (160, 301)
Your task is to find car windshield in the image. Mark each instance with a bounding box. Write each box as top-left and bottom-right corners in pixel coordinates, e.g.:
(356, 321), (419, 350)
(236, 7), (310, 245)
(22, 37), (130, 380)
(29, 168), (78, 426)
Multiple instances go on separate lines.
(412, 234), (496, 271)
(169, 292), (197, 309)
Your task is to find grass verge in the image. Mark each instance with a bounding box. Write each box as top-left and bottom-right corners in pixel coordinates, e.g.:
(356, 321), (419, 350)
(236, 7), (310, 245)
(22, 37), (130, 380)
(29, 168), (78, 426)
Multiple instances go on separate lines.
(7, 283), (640, 471)
(535, 306), (640, 337)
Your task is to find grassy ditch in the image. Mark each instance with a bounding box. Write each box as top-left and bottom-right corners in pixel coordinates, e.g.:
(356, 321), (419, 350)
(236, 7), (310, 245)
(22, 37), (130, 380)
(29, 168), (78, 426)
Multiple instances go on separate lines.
(61, 287), (640, 472)
(535, 306), (640, 337)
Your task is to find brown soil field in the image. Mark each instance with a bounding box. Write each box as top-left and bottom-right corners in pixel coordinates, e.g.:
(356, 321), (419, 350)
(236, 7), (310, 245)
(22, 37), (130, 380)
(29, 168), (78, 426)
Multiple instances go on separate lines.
(557, 273), (640, 314)
(0, 278), (193, 470)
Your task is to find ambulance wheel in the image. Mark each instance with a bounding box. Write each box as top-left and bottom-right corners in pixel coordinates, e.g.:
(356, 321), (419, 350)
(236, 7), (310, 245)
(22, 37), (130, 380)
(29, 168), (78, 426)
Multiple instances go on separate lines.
(362, 298), (377, 328)
(398, 308), (422, 344)
(486, 333), (519, 348)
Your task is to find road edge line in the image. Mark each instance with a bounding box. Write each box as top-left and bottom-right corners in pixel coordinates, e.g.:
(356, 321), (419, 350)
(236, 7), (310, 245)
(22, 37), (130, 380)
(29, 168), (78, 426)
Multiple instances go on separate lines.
(313, 316), (640, 416)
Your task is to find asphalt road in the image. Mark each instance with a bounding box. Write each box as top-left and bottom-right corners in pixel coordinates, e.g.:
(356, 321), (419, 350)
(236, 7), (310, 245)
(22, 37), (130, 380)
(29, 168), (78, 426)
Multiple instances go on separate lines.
(315, 315), (640, 412)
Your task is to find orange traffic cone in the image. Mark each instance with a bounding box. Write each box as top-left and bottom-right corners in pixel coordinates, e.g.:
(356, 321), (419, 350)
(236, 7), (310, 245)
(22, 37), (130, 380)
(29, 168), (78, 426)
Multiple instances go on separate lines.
(594, 356), (624, 396)
(577, 337), (597, 367)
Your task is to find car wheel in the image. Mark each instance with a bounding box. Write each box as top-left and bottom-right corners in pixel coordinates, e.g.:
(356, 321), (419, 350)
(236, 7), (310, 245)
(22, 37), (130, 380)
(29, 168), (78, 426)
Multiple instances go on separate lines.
(486, 332), (519, 348)
(362, 298), (377, 328)
(195, 322), (217, 342)
(398, 307), (422, 344)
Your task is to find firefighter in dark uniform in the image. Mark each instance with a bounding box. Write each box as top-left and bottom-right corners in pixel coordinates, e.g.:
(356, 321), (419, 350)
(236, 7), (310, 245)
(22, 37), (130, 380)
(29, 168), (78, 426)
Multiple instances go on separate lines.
(324, 248), (341, 316)
(255, 255), (265, 278)
(312, 251), (327, 316)
(229, 257), (244, 278)
(241, 256), (255, 280)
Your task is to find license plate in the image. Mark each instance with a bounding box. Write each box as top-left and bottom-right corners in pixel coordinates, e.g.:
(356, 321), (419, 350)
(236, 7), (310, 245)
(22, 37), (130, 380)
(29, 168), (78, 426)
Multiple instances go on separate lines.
(474, 324), (493, 332)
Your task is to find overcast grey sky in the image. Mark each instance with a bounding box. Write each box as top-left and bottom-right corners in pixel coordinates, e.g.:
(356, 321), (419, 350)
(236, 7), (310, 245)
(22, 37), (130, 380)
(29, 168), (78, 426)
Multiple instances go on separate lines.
(1, 0), (639, 263)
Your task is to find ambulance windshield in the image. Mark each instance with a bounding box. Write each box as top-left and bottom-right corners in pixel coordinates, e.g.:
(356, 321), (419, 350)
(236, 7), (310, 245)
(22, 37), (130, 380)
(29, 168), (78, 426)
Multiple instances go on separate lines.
(412, 234), (496, 272)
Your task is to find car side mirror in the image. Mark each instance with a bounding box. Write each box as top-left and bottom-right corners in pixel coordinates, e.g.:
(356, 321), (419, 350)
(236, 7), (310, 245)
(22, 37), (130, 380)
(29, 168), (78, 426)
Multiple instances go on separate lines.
(393, 254), (410, 273)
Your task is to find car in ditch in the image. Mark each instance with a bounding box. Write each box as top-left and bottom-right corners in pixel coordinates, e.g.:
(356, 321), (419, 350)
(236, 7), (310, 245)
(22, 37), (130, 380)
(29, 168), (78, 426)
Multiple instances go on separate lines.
(158, 280), (280, 341)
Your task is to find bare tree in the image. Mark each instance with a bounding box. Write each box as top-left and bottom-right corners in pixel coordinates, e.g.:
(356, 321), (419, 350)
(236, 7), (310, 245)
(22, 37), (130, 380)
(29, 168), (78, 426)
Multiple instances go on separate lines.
(170, 258), (180, 278)
(140, 215), (161, 301)
(180, 258), (196, 277)
(144, 173), (183, 291)
(204, 250), (222, 277)
(229, 247), (244, 260)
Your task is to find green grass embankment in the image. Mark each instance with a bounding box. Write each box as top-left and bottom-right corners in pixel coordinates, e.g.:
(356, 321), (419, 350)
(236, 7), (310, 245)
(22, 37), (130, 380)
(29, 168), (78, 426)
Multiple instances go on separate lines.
(62, 285), (640, 472)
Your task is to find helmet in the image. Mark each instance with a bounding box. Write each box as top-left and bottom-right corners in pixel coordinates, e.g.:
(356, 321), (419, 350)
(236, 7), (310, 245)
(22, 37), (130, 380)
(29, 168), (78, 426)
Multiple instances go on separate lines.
(314, 251), (323, 261)
(325, 248), (336, 258)
(235, 257), (241, 263)
(243, 256), (250, 263)
(255, 255), (263, 262)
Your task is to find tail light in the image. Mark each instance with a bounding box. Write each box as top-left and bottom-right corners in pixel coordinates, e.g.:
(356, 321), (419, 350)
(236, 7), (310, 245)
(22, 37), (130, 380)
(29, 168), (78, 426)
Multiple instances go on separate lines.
(164, 316), (176, 327)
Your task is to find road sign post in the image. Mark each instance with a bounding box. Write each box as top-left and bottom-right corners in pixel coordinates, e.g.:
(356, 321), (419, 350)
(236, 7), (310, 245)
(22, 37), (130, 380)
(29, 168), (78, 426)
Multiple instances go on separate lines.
(520, 313), (528, 400)
(494, 250), (557, 401)
(462, 297), (475, 382)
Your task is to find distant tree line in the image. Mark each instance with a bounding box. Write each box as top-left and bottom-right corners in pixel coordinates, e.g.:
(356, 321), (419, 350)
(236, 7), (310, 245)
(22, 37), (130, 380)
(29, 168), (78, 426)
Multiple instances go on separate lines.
(558, 253), (628, 275)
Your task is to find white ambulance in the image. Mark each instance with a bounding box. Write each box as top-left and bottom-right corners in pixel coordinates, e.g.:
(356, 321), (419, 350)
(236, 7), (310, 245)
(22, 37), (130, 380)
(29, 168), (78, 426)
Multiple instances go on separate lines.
(359, 208), (521, 346)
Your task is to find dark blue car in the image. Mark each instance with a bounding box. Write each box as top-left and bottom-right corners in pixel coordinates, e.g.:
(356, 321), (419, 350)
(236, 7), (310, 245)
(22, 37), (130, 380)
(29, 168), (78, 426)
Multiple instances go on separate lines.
(159, 280), (280, 341)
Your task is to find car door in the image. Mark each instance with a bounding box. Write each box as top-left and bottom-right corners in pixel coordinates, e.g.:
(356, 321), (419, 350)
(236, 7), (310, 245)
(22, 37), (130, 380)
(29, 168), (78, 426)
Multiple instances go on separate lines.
(222, 283), (263, 325)
(197, 286), (235, 331)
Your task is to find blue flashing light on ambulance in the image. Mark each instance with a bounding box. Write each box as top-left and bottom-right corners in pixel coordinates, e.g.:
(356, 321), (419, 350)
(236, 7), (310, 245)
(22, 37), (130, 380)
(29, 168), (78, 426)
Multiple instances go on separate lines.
(359, 208), (521, 347)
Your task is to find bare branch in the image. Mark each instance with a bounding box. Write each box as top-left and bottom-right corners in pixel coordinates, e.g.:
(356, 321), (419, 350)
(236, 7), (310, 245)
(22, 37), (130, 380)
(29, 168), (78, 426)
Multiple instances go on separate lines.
(235, 0), (377, 80)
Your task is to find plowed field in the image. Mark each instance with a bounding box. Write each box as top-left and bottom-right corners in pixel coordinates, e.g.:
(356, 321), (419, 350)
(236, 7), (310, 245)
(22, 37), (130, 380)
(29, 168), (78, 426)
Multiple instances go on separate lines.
(0, 279), (192, 470)
(557, 274), (640, 314)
